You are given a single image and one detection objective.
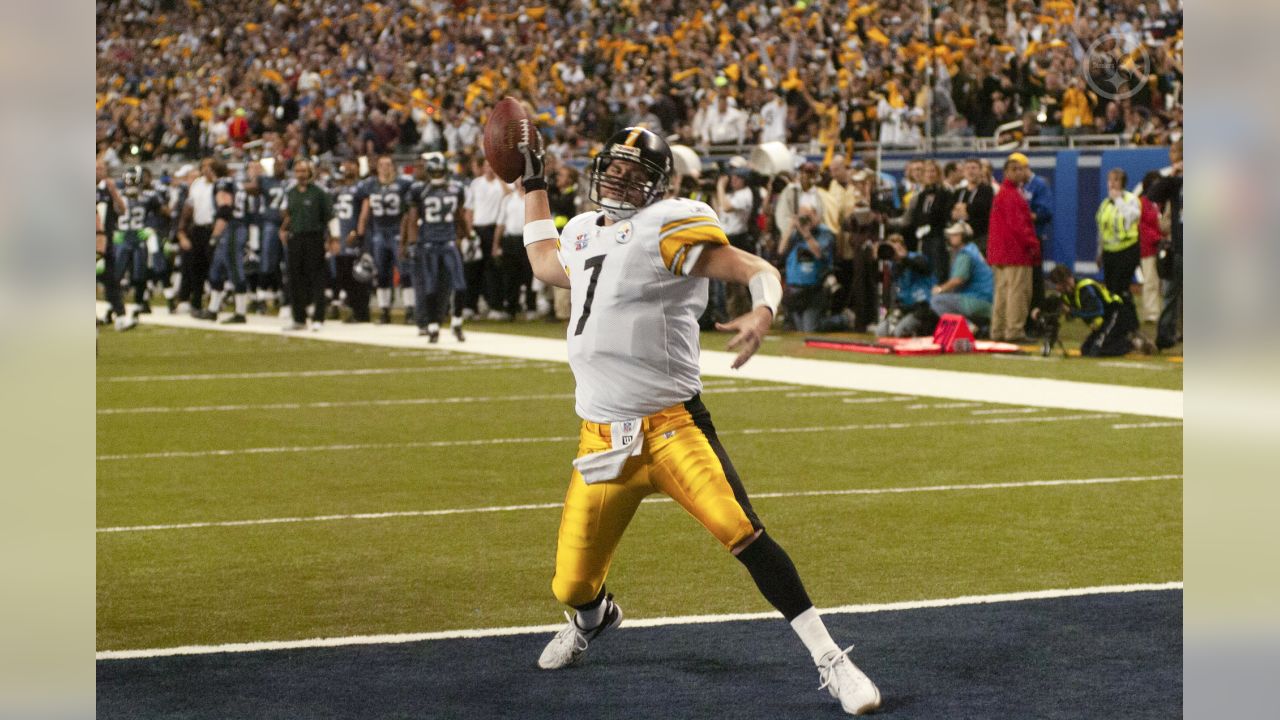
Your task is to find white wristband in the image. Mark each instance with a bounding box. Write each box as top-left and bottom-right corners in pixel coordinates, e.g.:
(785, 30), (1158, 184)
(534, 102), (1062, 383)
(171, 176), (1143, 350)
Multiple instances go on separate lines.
(748, 270), (782, 317)
(523, 218), (559, 248)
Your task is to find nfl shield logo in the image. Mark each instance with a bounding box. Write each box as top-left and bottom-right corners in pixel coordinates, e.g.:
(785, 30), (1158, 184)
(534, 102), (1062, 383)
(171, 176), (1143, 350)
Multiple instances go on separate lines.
(574, 233), (589, 251)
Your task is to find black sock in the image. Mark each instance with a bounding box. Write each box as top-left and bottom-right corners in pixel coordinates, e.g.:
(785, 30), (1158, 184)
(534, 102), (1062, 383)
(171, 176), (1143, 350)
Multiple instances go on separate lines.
(735, 532), (813, 622)
(572, 585), (608, 629)
(573, 585), (607, 613)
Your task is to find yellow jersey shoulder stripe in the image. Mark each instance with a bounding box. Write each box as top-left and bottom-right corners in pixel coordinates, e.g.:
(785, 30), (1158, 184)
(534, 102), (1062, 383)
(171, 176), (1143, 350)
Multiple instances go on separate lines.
(659, 215), (718, 236)
(659, 225), (728, 273)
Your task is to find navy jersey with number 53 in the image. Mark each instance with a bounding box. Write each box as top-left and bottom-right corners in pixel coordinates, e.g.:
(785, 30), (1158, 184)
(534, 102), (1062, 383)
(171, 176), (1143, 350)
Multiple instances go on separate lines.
(411, 180), (467, 246)
(363, 177), (414, 231)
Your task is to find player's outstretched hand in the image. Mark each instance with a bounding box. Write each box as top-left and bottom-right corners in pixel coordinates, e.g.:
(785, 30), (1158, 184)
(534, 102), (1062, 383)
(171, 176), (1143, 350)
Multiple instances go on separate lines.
(716, 307), (773, 369)
(517, 133), (545, 190)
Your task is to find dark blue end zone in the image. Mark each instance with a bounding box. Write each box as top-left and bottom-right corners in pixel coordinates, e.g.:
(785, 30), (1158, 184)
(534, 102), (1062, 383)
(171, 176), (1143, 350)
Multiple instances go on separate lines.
(98, 589), (1181, 719)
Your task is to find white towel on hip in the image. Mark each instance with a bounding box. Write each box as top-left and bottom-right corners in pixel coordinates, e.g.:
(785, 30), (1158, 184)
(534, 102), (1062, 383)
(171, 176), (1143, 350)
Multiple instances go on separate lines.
(572, 418), (644, 484)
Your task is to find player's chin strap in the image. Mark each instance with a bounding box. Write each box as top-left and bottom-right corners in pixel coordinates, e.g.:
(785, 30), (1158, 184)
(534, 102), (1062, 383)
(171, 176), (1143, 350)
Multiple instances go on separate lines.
(749, 270), (782, 318)
(600, 203), (637, 222)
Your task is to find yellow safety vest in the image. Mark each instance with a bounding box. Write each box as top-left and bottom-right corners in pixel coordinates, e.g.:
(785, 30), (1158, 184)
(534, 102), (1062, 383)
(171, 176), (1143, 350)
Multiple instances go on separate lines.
(1096, 191), (1140, 253)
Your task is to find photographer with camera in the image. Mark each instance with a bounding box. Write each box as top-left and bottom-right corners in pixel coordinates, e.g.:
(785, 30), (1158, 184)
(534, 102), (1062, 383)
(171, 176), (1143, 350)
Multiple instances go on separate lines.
(773, 162), (822, 256)
(929, 222), (993, 333)
(1043, 266), (1152, 357)
(874, 233), (937, 338)
(716, 165), (760, 318)
(778, 205), (835, 332)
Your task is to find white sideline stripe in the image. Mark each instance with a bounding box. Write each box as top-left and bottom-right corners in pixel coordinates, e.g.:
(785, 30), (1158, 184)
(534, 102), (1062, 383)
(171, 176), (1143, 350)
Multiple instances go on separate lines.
(96, 384), (803, 416)
(102, 362), (537, 383)
(840, 396), (917, 404)
(1111, 421), (1183, 430)
(970, 407), (1043, 415)
(95, 413), (1115, 461)
(95, 581), (1183, 660)
(96, 474), (1180, 534)
(106, 304), (1183, 418)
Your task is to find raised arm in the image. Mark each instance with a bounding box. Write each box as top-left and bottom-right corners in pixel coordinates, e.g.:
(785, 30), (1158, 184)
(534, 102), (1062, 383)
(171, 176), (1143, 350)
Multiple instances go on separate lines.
(518, 138), (570, 289)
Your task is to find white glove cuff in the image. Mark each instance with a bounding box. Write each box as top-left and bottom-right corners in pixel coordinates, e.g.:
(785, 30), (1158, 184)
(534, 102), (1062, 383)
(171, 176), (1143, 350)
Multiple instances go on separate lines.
(749, 270), (782, 317)
(523, 218), (559, 248)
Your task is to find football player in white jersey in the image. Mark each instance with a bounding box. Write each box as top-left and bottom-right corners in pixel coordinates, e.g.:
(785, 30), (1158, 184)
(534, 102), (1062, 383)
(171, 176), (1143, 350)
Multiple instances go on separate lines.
(518, 126), (881, 715)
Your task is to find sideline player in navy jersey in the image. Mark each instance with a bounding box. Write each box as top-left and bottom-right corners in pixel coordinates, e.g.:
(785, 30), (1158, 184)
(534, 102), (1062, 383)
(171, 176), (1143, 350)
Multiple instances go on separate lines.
(404, 152), (468, 342)
(114, 166), (165, 316)
(356, 155), (414, 324)
(331, 159), (371, 322)
(97, 158), (134, 330)
(257, 161), (290, 313)
(239, 162), (268, 319)
(194, 160), (238, 320)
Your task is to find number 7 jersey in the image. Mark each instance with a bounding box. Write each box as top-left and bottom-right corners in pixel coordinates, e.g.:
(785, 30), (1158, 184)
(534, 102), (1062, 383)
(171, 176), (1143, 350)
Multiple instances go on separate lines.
(556, 197), (729, 423)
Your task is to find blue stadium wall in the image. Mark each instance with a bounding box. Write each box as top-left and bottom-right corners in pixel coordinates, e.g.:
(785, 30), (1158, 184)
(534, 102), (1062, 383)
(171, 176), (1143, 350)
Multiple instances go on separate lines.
(879, 147), (1171, 275)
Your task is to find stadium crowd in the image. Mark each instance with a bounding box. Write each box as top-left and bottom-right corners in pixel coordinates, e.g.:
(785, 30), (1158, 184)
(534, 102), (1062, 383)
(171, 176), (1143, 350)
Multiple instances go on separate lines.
(96, 0), (1184, 354)
(96, 0), (1183, 165)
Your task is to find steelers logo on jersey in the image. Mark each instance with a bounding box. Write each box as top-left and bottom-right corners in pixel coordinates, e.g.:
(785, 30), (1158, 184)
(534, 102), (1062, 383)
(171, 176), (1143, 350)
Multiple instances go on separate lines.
(615, 221), (633, 244)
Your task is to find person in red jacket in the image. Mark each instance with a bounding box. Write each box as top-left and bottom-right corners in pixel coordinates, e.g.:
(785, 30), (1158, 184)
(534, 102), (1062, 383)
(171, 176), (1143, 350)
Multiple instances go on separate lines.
(986, 157), (1040, 342)
(227, 108), (250, 147)
(1137, 171), (1165, 323)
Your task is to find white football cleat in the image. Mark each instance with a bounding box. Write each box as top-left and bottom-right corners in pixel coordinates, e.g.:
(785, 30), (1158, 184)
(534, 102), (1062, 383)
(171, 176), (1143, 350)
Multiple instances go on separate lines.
(537, 594), (622, 670)
(817, 646), (881, 715)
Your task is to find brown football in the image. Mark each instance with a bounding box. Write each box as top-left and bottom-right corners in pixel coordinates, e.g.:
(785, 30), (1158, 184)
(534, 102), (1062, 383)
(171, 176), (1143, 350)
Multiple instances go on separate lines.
(483, 97), (539, 183)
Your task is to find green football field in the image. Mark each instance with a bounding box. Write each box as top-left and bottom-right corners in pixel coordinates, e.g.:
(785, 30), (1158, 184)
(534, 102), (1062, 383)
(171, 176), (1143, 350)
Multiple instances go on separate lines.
(96, 323), (1182, 654)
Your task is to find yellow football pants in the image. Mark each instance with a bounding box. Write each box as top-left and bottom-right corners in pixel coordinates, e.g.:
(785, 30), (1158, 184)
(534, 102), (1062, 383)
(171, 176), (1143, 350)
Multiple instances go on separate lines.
(551, 396), (762, 607)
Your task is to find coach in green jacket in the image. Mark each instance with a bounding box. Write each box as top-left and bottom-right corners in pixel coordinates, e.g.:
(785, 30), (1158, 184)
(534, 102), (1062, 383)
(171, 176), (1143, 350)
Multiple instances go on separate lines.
(279, 159), (336, 330)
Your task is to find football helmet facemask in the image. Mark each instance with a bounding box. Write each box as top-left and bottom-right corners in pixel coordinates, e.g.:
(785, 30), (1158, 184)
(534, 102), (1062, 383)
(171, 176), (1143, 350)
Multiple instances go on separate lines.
(588, 127), (673, 221)
(122, 166), (143, 196)
(353, 253), (376, 284)
(423, 152), (448, 185)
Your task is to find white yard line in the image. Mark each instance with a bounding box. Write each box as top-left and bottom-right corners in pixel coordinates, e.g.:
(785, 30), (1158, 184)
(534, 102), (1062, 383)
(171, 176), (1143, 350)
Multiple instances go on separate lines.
(97, 393), (576, 415)
(106, 307), (1183, 418)
(1098, 361), (1171, 371)
(95, 580), (1183, 660)
(970, 407), (1043, 415)
(96, 474), (1180, 535)
(904, 402), (982, 410)
(1111, 421), (1184, 430)
(95, 413), (1116, 462)
(96, 384), (803, 416)
(102, 361), (537, 383)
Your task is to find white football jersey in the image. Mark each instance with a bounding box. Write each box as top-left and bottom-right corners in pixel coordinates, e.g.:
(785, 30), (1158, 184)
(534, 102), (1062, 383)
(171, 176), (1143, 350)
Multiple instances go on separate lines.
(556, 197), (730, 423)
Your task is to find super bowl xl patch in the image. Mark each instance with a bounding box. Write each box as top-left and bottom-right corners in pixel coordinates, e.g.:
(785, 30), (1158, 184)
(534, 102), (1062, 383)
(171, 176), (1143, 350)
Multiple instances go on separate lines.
(574, 233), (589, 251)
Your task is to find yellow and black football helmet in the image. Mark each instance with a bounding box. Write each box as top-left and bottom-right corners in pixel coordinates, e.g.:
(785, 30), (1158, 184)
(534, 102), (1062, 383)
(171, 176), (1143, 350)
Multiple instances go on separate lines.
(588, 127), (673, 220)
